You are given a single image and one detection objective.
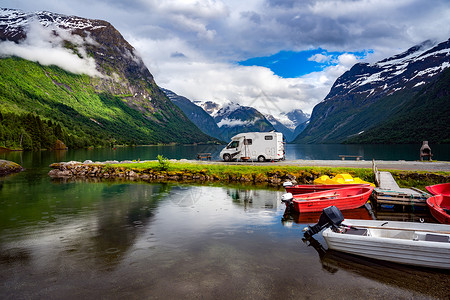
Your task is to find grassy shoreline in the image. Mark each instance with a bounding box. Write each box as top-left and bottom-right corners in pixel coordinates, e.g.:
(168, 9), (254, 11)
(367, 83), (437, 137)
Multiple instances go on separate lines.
(49, 160), (450, 190)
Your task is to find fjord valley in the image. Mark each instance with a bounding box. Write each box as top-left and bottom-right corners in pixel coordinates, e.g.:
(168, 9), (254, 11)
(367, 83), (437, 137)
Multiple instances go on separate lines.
(1, 4), (450, 300)
(0, 8), (216, 151)
(151, 39), (450, 146)
(1, 7), (449, 150)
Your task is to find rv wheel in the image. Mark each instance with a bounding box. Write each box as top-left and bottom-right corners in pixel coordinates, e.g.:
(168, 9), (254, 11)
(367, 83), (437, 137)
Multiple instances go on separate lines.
(257, 155), (265, 162)
(223, 154), (231, 162)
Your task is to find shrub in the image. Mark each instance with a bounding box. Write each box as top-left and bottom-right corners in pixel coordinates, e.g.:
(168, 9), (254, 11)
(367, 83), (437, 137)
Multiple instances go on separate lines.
(156, 155), (170, 171)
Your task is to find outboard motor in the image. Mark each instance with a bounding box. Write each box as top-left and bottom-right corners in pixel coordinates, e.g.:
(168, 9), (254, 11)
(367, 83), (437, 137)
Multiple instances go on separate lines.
(283, 181), (293, 188)
(281, 192), (293, 203)
(281, 192), (294, 210)
(303, 206), (344, 239)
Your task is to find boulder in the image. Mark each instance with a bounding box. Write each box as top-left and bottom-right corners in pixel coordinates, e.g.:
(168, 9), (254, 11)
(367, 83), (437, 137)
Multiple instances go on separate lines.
(53, 140), (68, 150)
(0, 160), (24, 176)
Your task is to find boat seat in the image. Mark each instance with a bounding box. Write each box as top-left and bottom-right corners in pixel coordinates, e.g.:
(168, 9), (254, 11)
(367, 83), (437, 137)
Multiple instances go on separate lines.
(425, 234), (450, 243)
(345, 228), (368, 236)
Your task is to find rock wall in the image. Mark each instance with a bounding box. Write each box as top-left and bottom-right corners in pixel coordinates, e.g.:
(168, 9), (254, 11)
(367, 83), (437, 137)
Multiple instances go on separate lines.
(48, 160), (299, 186)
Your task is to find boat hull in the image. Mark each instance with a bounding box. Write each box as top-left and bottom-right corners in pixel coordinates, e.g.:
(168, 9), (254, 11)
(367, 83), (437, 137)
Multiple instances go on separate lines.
(427, 194), (450, 224)
(292, 186), (374, 213)
(426, 183), (450, 196)
(322, 219), (450, 270)
(285, 184), (369, 195)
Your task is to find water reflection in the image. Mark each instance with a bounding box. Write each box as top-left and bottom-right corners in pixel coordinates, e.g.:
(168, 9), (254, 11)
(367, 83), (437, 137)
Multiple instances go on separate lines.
(0, 182), (282, 270)
(281, 207), (373, 226)
(0, 181), (167, 269)
(303, 236), (450, 299)
(227, 188), (281, 210)
(374, 207), (435, 222)
(1, 177), (449, 299)
(281, 202), (436, 227)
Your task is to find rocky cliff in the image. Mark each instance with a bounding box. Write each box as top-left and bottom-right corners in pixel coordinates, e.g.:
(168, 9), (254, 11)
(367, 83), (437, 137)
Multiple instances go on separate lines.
(294, 38), (450, 143)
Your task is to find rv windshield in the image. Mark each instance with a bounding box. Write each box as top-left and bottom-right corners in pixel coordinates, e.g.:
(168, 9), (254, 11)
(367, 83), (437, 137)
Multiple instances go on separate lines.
(227, 141), (239, 149)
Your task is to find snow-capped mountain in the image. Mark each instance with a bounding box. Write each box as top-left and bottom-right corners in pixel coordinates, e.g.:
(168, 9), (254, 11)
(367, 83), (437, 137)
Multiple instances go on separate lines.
(213, 103), (275, 141)
(194, 100), (223, 117)
(324, 39), (449, 104)
(0, 9), (108, 40)
(265, 109), (310, 142)
(280, 109), (310, 131)
(294, 38), (450, 144)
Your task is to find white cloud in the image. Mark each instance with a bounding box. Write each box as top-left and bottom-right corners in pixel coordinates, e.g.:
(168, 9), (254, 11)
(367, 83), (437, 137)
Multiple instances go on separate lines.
(337, 53), (359, 68)
(217, 117), (261, 128)
(134, 36), (363, 117)
(0, 20), (103, 77)
(129, 35), (369, 117)
(308, 53), (332, 63)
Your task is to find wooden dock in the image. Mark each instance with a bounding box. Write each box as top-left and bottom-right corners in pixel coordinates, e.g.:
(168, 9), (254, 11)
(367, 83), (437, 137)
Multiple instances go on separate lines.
(372, 160), (431, 208)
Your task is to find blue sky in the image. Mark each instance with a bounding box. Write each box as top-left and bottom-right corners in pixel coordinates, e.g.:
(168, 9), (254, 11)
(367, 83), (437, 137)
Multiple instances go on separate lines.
(239, 49), (372, 78)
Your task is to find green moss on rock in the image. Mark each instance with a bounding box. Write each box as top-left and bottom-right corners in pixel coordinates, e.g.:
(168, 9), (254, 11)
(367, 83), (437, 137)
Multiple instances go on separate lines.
(0, 160), (24, 176)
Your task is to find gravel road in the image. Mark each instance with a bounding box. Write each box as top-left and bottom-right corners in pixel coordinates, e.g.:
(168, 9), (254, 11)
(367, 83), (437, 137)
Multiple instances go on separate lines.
(193, 159), (450, 172)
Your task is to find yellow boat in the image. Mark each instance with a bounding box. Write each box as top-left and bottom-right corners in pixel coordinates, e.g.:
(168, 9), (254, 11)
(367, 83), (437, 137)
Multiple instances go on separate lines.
(314, 174), (375, 187)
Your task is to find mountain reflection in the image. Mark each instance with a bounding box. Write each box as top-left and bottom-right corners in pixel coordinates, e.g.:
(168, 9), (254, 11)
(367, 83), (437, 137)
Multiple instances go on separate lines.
(0, 182), (169, 269)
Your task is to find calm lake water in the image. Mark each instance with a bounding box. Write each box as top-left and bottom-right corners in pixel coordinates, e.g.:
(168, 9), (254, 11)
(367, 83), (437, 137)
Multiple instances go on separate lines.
(1, 147), (449, 299)
(3, 143), (450, 164)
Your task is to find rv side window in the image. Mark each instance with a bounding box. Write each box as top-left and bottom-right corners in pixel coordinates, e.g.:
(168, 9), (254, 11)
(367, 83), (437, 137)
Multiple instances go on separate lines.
(244, 139), (252, 145)
(264, 136), (273, 140)
(227, 141), (239, 149)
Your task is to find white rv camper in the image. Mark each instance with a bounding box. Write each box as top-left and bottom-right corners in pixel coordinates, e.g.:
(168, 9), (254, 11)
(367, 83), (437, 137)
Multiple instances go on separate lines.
(220, 132), (285, 162)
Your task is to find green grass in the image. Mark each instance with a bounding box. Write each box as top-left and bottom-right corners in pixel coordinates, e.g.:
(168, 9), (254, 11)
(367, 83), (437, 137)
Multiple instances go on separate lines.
(112, 161), (376, 182)
(109, 161), (449, 188)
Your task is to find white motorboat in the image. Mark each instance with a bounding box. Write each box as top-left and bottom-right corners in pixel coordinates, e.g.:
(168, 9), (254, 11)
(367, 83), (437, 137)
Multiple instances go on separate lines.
(303, 206), (450, 270)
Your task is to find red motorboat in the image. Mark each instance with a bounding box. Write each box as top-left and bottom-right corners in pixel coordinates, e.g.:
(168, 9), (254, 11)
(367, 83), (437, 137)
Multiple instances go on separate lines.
(284, 183), (370, 195)
(426, 183), (450, 196)
(281, 186), (374, 213)
(427, 194), (450, 224)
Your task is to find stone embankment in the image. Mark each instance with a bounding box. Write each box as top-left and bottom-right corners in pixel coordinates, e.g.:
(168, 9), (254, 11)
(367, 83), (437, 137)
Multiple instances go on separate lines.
(0, 160), (24, 176)
(48, 160), (297, 185)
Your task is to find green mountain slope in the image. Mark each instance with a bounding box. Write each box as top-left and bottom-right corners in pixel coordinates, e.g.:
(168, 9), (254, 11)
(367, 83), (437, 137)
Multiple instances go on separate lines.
(345, 68), (450, 144)
(0, 57), (214, 150)
(0, 9), (216, 150)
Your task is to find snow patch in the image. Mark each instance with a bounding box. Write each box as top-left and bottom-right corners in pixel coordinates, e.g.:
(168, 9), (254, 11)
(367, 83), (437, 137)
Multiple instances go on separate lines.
(411, 61), (450, 80)
(0, 9), (104, 77)
(413, 81), (426, 87)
